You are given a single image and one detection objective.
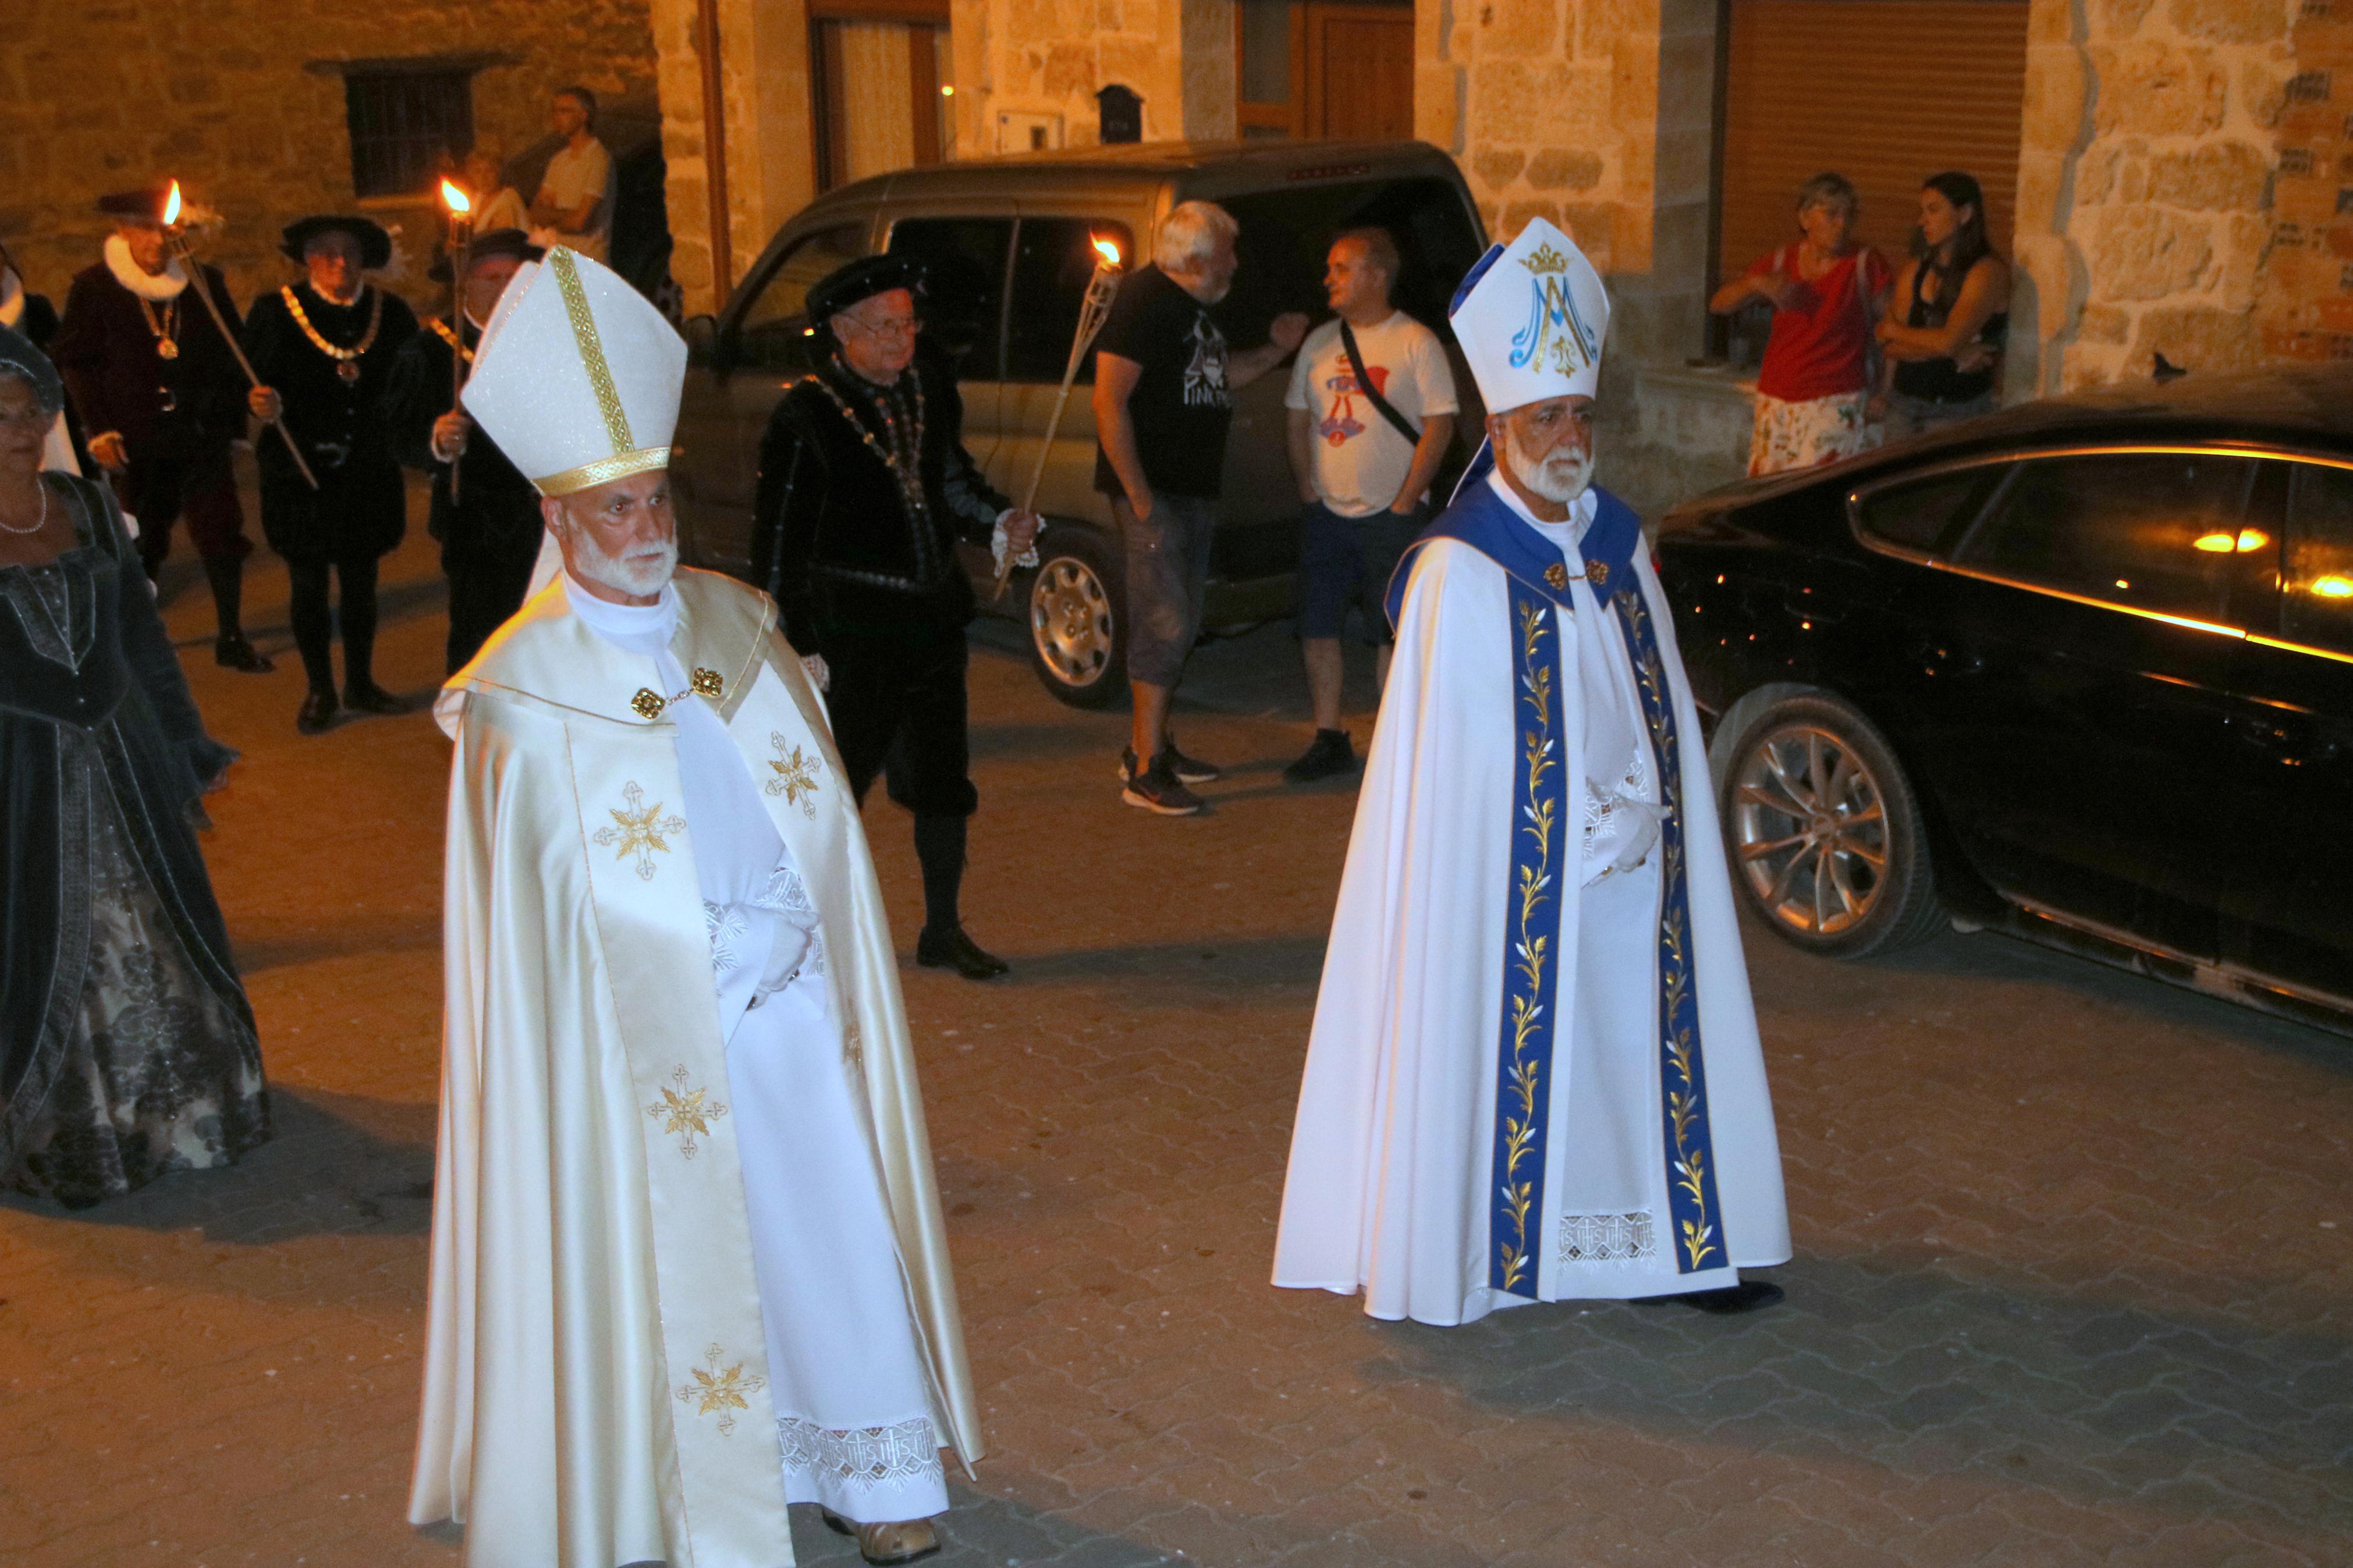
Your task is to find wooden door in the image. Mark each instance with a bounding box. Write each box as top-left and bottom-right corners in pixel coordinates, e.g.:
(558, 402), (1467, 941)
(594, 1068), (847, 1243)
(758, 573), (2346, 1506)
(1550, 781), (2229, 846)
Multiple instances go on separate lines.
(1306, 4), (1414, 141)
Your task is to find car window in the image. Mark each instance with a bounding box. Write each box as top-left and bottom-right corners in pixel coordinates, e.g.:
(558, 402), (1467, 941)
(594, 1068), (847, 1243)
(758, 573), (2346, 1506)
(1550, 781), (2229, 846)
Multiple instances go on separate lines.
(1211, 177), (1486, 343)
(1951, 451), (2259, 624)
(888, 216), (1014, 378)
(736, 222), (868, 371)
(1003, 218), (1135, 385)
(1852, 465), (2004, 554)
(2285, 461), (2353, 656)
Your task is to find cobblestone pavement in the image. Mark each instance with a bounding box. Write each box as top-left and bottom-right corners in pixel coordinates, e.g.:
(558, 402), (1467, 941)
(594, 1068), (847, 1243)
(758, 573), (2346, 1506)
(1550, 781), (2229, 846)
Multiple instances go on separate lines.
(4, 479), (2349, 1568)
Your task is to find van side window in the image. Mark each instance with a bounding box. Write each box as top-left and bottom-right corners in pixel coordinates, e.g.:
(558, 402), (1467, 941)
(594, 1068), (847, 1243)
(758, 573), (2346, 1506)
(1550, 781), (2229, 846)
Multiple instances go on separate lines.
(737, 223), (868, 371)
(1004, 219), (1135, 385)
(2286, 461), (2353, 657)
(1215, 178), (1486, 342)
(888, 217), (1014, 378)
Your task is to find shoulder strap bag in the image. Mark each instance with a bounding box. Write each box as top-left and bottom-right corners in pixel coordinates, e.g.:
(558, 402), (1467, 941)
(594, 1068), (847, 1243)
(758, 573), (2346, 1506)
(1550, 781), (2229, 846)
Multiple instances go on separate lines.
(1339, 319), (1421, 447)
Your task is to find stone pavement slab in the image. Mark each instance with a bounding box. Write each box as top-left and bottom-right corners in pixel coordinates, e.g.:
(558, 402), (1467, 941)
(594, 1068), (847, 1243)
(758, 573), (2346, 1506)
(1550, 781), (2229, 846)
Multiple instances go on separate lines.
(3, 475), (2348, 1567)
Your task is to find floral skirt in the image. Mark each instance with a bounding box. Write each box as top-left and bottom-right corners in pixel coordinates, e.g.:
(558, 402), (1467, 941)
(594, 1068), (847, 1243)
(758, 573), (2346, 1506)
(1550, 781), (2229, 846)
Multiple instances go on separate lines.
(7, 788), (270, 1209)
(1748, 389), (1880, 478)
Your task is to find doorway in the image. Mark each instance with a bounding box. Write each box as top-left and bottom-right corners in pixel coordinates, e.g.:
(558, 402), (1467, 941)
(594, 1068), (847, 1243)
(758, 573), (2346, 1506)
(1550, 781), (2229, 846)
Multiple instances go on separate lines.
(1236, 0), (1414, 141)
(811, 0), (954, 191)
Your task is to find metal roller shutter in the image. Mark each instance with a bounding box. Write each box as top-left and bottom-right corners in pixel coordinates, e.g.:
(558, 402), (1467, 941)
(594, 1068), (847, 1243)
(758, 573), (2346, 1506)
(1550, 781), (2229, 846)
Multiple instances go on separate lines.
(1718, 0), (2029, 285)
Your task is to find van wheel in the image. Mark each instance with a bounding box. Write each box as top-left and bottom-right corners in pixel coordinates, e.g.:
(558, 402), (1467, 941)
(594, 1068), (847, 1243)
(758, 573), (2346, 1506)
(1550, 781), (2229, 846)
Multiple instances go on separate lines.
(1027, 529), (1126, 709)
(1719, 692), (1944, 958)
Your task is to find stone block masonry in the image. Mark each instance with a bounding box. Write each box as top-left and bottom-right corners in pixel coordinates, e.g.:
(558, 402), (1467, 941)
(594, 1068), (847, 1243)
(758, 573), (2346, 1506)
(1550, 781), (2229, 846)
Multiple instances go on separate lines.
(2, 1), (658, 321)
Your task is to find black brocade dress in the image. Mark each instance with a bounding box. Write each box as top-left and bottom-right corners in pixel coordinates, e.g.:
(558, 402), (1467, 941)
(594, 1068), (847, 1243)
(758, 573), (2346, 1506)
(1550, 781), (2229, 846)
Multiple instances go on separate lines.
(1, 473), (271, 1208)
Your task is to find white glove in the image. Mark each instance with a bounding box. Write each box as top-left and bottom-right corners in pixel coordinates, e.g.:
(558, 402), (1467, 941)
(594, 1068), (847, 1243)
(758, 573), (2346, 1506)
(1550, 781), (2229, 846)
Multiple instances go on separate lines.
(1609, 798), (1671, 876)
(801, 653), (830, 692)
(755, 919), (815, 999)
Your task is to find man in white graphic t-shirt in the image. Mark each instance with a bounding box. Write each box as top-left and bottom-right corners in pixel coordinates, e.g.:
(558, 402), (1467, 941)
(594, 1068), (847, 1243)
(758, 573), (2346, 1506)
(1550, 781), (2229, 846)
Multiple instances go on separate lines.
(1281, 227), (1457, 782)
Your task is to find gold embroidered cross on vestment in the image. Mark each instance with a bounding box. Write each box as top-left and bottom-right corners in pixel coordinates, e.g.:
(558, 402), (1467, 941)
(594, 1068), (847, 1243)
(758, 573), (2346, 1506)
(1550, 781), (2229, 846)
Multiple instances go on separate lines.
(592, 781), (686, 880)
(647, 1065), (727, 1158)
(765, 733), (821, 817)
(678, 1343), (765, 1437)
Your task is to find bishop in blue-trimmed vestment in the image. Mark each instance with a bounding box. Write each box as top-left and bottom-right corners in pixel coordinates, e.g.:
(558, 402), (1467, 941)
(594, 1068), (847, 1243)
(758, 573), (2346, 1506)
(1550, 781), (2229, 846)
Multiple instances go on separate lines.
(1272, 219), (1790, 1326)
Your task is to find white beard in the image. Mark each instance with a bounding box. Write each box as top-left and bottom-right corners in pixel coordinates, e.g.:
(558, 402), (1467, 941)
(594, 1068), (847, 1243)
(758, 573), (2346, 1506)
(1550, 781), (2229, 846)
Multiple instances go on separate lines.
(566, 523), (677, 599)
(1500, 425), (1593, 506)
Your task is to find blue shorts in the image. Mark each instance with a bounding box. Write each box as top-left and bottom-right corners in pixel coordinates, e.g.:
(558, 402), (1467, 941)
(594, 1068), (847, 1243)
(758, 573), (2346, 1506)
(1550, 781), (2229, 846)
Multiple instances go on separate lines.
(1297, 501), (1426, 643)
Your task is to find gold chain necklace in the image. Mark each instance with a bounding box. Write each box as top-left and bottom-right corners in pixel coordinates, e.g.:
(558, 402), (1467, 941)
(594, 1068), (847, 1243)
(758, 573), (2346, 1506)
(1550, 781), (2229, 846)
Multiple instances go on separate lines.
(137, 293), (182, 360)
(283, 285), (384, 384)
(428, 317), (474, 365)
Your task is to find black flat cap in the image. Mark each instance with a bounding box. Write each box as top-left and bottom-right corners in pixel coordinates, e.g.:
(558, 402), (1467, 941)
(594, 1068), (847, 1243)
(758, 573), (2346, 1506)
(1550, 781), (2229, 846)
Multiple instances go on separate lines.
(280, 214), (393, 270)
(804, 254), (927, 325)
(96, 186), (176, 222)
(428, 227), (544, 283)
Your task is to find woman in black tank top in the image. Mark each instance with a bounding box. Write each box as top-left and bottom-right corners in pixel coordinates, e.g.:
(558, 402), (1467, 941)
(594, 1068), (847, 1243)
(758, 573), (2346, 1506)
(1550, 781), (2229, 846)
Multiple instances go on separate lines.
(1875, 171), (2012, 439)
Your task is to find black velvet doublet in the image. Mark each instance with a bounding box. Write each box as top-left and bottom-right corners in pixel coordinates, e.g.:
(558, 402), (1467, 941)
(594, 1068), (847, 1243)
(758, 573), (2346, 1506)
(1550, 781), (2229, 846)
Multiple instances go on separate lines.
(750, 349), (1008, 652)
(241, 282), (418, 564)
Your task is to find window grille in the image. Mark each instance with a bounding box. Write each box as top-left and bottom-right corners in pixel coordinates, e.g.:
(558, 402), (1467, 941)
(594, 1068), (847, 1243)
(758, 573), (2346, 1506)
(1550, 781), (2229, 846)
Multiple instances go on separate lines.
(345, 69), (474, 198)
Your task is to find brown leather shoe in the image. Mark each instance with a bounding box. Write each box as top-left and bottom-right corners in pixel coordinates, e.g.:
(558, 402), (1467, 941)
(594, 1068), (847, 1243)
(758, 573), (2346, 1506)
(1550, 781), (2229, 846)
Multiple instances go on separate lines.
(820, 1509), (940, 1565)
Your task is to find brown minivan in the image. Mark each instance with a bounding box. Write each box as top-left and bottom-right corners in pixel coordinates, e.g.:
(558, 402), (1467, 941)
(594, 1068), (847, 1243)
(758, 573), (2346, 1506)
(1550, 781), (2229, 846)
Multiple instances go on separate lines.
(672, 138), (1488, 705)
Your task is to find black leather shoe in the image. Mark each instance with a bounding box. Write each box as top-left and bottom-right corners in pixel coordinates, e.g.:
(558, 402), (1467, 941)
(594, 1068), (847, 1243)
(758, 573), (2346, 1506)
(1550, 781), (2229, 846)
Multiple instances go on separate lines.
(296, 689), (339, 734)
(1634, 1280), (1786, 1315)
(214, 633), (274, 673)
(343, 680), (410, 715)
(916, 925), (1010, 979)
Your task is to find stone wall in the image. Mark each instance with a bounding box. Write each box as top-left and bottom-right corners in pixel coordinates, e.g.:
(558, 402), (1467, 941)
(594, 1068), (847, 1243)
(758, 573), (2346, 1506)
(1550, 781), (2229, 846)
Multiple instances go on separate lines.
(1418, 0), (1727, 514)
(652, 0), (816, 315)
(2014, 0), (2295, 393)
(949, 0), (1236, 165)
(2, 1), (657, 321)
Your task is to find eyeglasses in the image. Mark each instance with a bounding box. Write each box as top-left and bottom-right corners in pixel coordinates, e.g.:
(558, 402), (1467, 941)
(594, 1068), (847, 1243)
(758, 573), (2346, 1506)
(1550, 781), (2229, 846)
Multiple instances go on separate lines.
(842, 312), (921, 342)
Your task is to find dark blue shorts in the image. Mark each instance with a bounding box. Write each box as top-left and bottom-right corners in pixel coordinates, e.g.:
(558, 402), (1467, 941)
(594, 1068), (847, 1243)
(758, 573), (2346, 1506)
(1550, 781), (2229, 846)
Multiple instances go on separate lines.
(1297, 501), (1426, 643)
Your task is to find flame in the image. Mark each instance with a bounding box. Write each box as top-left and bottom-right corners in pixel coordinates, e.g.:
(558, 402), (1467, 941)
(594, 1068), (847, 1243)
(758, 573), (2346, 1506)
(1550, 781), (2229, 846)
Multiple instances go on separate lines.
(442, 179), (472, 215)
(1091, 236), (1123, 268)
(163, 181), (183, 226)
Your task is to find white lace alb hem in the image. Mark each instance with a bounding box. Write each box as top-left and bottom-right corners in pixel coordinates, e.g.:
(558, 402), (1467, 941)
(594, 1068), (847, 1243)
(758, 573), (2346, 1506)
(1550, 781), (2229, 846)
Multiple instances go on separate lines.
(1558, 1210), (1657, 1264)
(777, 1415), (942, 1489)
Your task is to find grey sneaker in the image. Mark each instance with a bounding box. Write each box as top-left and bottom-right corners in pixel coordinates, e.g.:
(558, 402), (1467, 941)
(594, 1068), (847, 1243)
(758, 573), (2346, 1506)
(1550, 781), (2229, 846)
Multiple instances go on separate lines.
(1122, 751), (1204, 815)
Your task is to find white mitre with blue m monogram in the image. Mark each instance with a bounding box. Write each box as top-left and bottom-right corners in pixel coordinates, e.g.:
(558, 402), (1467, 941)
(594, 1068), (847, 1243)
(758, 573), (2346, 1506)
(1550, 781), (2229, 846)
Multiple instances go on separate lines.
(1447, 216), (1610, 413)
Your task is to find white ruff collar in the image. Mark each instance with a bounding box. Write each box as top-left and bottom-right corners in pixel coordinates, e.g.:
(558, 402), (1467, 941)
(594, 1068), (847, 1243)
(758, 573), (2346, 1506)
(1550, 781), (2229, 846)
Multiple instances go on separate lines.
(104, 234), (189, 301)
(0, 268), (22, 328)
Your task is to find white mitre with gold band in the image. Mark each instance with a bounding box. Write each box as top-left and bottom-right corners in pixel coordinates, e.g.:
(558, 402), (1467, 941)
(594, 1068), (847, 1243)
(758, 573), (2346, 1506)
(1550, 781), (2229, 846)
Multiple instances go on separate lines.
(1447, 215), (1610, 414)
(462, 245), (686, 496)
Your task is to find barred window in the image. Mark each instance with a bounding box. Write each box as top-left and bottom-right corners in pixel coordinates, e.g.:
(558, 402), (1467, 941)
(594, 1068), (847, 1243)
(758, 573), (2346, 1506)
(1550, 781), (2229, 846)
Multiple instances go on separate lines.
(345, 68), (474, 198)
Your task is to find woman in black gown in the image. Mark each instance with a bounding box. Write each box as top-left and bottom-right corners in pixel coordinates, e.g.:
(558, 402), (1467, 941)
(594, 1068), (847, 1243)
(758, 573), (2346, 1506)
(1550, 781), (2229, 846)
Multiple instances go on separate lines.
(0, 323), (271, 1208)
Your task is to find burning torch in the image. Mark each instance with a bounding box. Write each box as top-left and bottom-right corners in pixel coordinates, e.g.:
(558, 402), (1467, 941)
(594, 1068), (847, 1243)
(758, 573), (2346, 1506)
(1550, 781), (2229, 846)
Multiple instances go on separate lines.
(992, 232), (1125, 602)
(161, 181), (319, 490)
(441, 179), (474, 504)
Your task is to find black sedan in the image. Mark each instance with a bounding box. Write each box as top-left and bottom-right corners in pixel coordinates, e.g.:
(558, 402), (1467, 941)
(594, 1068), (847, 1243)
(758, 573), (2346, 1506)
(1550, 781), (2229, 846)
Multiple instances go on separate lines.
(1657, 365), (2353, 1037)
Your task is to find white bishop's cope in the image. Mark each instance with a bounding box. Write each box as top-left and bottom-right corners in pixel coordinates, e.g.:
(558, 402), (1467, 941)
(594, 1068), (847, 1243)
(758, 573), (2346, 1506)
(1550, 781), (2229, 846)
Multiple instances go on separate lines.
(410, 564), (982, 1568)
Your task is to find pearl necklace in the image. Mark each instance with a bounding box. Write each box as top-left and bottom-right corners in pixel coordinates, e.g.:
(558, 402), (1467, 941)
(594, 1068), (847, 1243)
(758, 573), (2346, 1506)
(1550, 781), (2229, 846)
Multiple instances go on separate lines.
(0, 475), (50, 536)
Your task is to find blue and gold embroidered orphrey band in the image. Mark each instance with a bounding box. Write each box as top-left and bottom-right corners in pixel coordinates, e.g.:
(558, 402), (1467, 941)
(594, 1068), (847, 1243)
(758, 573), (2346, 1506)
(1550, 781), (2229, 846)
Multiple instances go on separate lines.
(1613, 584), (1726, 1273)
(548, 247), (636, 460)
(1488, 577), (1568, 1297)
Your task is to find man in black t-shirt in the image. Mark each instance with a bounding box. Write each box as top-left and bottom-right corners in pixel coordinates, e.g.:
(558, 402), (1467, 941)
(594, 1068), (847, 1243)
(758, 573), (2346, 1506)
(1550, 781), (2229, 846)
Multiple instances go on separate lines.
(1093, 201), (1306, 816)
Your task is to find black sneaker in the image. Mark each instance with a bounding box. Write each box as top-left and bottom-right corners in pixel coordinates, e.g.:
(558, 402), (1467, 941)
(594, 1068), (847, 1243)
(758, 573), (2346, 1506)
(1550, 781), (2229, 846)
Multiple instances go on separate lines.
(1162, 734), (1222, 784)
(1121, 751), (1203, 816)
(1284, 728), (1359, 783)
(1116, 742), (1221, 786)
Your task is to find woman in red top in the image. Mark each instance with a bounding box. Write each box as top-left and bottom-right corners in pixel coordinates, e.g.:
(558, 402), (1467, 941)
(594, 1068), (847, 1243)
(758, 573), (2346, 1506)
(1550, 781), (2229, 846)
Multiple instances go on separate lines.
(1710, 172), (1893, 477)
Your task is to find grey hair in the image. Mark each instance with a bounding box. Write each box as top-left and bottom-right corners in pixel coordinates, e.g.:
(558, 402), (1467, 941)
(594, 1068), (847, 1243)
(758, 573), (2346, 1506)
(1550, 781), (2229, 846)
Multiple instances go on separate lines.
(1156, 201), (1239, 275)
(1795, 172), (1859, 217)
(1333, 226), (1401, 280)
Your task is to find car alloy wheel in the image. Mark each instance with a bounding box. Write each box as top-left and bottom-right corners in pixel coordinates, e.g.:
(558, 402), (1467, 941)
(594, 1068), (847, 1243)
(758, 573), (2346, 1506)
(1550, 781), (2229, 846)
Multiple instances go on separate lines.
(1028, 548), (1121, 706)
(1730, 721), (1890, 938)
(1717, 690), (1944, 958)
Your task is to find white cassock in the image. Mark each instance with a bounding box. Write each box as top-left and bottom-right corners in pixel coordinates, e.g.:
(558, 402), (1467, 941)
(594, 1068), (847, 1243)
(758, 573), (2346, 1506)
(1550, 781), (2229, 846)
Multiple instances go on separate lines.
(411, 566), (981, 1568)
(1273, 469), (1792, 1326)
